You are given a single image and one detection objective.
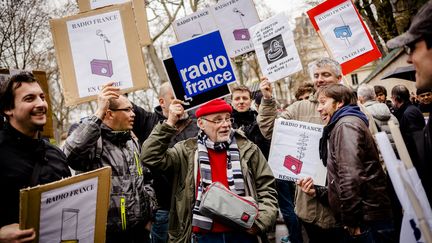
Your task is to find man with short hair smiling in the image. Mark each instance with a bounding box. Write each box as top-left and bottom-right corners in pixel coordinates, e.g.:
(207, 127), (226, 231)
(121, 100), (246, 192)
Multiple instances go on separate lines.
(257, 57), (344, 243)
(0, 72), (71, 242)
(299, 84), (394, 242)
(140, 98), (278, 243)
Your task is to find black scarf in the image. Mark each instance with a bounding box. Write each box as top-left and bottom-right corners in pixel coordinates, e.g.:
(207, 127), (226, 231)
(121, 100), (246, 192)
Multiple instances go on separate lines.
(319, 105), (368, 166)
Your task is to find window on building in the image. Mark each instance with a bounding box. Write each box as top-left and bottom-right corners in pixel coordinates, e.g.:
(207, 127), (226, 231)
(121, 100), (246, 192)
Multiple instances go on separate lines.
(351, 74), (359, 85)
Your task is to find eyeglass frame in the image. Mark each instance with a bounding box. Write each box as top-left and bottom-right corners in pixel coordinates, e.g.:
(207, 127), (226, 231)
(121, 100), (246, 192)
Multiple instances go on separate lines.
(201, 117), (234, 125)
(404, 37), (423, 55)
(108, 107), (134, 113)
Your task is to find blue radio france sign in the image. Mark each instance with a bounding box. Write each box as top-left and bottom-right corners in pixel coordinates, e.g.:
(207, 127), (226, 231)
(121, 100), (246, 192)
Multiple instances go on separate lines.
(169, 31), (236, 97)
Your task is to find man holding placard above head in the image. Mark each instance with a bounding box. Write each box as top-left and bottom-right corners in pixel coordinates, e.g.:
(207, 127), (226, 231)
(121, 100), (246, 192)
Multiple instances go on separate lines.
(0, 72), (71, 242)
(140, 98), (278, 243)
(63, 82), (155, 243)
(258, 57), (344, 243)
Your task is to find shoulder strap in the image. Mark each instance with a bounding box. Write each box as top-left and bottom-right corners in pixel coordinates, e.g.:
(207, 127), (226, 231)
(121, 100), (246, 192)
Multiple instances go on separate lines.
(94, 136), (103, 162)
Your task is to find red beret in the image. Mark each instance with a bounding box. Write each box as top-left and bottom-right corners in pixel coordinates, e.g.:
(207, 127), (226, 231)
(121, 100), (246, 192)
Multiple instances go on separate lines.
(195, 99), (233, 118)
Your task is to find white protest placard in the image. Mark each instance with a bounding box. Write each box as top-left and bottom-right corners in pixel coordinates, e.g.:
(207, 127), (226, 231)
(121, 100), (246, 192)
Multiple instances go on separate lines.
(211, 0), (260, 57)
(20, 167), (111, 243)
(67, 10), (132, 98)
(375, 132), (432, 243)
(314, 0), (373, 64)
(250, 12), (302, 82)
(173, 8), (218, 41)
(51, 3), (149, 106)
(268, 118), (327, 186)
(39, 177), (98, 243)
(88, 0), (128, 9)
(307, 0), (381, 74)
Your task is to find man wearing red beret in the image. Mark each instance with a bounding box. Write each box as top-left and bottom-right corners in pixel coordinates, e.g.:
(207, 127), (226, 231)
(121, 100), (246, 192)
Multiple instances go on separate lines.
(140, 98), (278, 243)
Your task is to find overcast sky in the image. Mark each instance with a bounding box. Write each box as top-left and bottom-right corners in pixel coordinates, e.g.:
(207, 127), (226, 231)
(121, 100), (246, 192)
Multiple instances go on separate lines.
(266, 0), (311, 18)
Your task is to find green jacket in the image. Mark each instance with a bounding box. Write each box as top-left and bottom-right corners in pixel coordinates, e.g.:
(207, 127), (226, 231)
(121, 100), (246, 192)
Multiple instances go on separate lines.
(140, 122), (278, 242)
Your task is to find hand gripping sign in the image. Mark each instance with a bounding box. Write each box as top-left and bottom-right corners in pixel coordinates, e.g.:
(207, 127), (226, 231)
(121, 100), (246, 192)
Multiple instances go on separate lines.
(307, 0), (381, 75)
(169, 30), (236, 100)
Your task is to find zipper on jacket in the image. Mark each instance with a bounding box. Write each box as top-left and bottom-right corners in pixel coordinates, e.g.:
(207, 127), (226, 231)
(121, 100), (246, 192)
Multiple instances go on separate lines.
(134, 151), (142, 176)
(120, 196), (127, 231)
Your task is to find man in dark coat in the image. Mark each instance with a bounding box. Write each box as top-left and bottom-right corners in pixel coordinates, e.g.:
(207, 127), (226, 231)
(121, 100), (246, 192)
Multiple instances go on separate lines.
(133, 82), (199, 243)
(0, 72), (71, 242)
(387, 0), (432, 204)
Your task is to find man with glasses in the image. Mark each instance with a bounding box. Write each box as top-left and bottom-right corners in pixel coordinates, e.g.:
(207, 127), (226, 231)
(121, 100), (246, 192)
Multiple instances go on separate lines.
(63, 82), (154, 243)
(140, 98), (278, 243)
(387, 0), (432, 204)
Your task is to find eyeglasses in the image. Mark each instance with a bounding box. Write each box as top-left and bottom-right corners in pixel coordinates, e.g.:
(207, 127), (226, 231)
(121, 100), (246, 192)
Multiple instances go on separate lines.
(404, 38), (422, 55)
(202, 117), (234, 125)
(109, 107), (133, 113)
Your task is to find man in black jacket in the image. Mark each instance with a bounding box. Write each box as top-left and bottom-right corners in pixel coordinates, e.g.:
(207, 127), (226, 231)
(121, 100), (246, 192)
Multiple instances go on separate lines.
(391, 85), (425, 163)
(230, 85), (271, 159)
(387, 1), (432, 204)
(0, 72), (71, 242)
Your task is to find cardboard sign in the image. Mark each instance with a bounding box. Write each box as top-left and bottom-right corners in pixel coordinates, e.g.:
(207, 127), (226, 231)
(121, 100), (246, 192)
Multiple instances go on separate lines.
(163, 58), (231, 111)
(169, 31), (236, 99)
(20, 167), (111, 243)
(173, 8), (218, 42)
(249, 12), (302, 82)
(375, 133), (432, 243)
(268, 119), (327, 186)
(50, 2), (148, 106)
(76, 0), (151, 46)
(307, 0), (381, 74)
(0, 69), (55, 140)
(211, 0), (260, 57)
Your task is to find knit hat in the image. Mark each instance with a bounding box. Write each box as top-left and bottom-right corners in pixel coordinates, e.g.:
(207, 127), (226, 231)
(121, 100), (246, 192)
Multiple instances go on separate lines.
(195, 99), (233, 118)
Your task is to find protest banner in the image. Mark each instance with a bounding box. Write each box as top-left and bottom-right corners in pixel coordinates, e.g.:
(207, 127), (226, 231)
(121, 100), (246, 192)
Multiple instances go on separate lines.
(268, 118), (327, 185)
(0, 69), (55, 141)
(50, 2), (148, 106)
(173, 8), (218, 42)
(307, 0), (381, 75)
(211, 0), (260, 57)
(249, 12), (302, 82)
(77, 0), (151, 46)
(20, 167), (111, 243)
(375, 131), (432, 243)
(163, 57), (231, 111)
(169, 30), (236, 103)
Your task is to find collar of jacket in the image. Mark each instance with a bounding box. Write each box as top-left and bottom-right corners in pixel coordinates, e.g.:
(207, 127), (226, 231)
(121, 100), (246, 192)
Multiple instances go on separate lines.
(232, 109), (257, 128)
(4, 122), (43, 145)
(319, 105), (368, 166)
(101, 123), (132, 145)
(3, 122), (47, 163)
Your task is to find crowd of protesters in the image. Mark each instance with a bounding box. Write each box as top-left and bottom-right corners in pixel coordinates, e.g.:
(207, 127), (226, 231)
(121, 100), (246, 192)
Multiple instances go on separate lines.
(0, 1), (431, 243)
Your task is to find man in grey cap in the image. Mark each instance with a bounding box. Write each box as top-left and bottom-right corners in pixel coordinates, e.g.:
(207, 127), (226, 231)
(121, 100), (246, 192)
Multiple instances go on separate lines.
(387, 0), (432, 90)
(387, 0), (432, 204)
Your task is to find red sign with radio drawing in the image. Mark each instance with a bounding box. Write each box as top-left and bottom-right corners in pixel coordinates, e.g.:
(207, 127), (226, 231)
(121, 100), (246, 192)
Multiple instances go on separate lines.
(268, 119), (327, 186)
(307, 0), (381, 75)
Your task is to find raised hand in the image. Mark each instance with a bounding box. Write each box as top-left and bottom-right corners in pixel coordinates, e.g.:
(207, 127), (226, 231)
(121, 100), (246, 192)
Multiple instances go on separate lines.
(166, 99), (185, 127)
(95, 82), (120, 120)
(259, 77), (272, 99)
